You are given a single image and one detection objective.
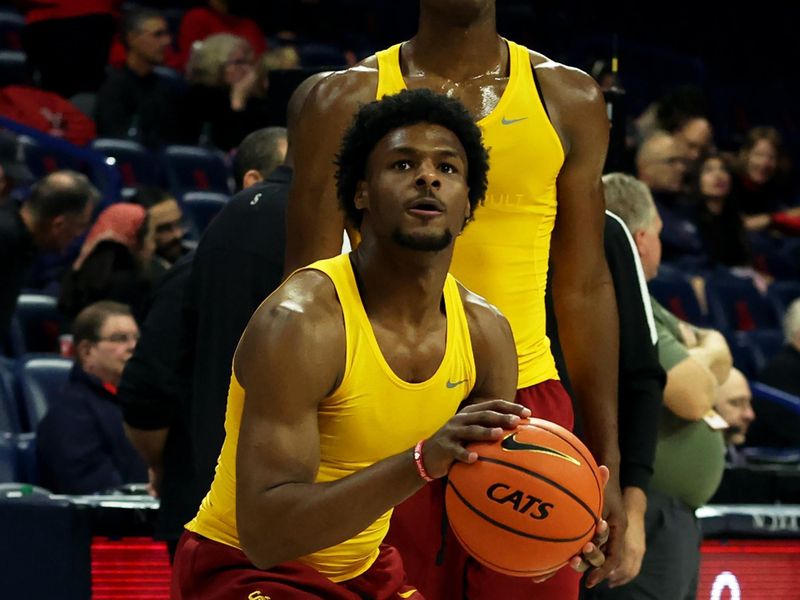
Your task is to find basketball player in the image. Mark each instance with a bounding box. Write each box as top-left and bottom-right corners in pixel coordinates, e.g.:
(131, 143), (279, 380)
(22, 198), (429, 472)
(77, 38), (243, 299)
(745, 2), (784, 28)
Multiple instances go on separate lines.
(171, 90), (606, 599)
(284, 1), (622, 597)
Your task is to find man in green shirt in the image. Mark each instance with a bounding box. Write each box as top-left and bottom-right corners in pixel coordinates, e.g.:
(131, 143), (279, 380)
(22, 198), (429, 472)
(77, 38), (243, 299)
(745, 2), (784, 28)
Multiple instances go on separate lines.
(593, 173), (732, 600)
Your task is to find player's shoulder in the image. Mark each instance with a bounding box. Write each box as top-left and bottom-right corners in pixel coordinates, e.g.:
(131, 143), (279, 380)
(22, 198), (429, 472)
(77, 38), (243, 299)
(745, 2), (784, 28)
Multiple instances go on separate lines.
(457, 282), (513, 343)
(249, 269), (343, 341)
(306, 55), (380, 112)
(526, 49), (604, 106)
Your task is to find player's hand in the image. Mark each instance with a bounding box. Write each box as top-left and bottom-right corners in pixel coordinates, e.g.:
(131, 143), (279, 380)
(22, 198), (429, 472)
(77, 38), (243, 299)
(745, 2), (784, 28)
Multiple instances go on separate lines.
(608, 500), (646, 587)
(422, 400), (530, 479)
(584, 467), (626, 588)
(530, 466), (610, 584)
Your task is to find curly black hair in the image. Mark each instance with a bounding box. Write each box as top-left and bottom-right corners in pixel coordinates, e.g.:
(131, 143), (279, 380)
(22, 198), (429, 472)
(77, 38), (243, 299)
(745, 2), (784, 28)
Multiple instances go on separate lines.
(335, 88), (490, 228)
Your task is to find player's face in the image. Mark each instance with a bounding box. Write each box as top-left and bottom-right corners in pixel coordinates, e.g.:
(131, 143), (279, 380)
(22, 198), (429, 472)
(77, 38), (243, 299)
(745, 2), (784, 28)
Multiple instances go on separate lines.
(358, 122), (471, 252)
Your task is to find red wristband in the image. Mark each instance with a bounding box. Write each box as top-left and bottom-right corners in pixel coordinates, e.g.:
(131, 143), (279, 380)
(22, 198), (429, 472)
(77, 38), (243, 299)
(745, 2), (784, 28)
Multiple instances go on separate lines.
(413, 439), (435, 482)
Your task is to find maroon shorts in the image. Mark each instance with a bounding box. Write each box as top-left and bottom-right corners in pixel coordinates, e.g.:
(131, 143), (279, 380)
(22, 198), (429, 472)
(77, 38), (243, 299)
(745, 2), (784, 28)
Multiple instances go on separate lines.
(171, 531), (424, 600)
(384, 379), (581, 600)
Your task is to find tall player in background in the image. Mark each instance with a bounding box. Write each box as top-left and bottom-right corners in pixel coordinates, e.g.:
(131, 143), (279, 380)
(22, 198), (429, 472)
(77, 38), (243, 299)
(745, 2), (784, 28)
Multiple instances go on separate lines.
(284, 1), (622, 598)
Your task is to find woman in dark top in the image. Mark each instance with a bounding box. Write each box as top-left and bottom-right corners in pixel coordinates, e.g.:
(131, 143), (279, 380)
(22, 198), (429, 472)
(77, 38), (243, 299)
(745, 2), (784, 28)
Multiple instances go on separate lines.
(181, 33), (271, 151)
(691, 152), (751, 267)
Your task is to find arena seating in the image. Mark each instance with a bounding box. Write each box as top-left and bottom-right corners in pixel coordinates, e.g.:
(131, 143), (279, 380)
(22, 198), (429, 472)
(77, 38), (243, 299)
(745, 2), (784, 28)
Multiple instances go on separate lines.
(15, 354), (72, 431)
(181, 190), (228, 234)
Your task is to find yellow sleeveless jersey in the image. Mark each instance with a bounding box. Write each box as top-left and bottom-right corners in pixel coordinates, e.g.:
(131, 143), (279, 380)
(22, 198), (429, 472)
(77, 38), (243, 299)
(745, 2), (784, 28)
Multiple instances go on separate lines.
(376, 40), (564, 387)
(186, 254), (475, 582)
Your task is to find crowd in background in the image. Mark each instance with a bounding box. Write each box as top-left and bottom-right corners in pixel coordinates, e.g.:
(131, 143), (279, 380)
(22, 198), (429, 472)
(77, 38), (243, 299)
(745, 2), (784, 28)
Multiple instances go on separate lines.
(0, 0), (798, 510)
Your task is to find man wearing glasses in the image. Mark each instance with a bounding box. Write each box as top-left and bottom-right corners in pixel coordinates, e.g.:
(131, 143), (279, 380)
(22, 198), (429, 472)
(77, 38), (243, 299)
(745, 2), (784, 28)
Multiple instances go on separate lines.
(37, 301), (148, 494)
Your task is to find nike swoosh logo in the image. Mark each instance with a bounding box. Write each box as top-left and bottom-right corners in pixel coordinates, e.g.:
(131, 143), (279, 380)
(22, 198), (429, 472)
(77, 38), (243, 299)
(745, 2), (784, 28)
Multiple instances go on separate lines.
(501, 116), (528, 125)
(398, 590), (418, 599)
(500, 432), (581, 465)
(446, 378), (468, 389)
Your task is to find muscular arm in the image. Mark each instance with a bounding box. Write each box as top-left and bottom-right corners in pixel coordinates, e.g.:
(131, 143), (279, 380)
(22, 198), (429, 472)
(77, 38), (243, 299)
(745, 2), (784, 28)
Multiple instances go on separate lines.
(284, 69), (376, 273)
(539, 64), (623, 584)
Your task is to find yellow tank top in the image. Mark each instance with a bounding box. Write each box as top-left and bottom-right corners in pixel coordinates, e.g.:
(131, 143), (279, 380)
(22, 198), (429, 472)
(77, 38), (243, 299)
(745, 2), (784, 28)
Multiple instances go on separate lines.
(186, 254), (476, 582)
(376, 40), (564, 387)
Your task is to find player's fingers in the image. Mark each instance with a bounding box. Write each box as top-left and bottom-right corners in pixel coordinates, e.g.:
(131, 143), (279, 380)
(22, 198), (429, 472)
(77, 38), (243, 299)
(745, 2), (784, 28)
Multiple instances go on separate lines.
(452, 424), (505, 443)
(456, 410), (523, 430)
(460, 399), (531, 418)
(593, 519), (610, 547)
(597, 465), (610, 489)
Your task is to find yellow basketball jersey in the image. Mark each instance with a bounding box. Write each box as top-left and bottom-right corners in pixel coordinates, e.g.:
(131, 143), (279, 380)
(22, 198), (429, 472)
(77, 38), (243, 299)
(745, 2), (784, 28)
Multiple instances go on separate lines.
(186, 254), (475, 582)
(376, 40), (564, 387)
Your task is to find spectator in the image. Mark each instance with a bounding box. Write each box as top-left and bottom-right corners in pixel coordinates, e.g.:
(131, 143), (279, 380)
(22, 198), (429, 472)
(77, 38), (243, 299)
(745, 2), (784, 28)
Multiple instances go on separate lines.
(232, 126), (287, 190)
(59, 203), (155, 322)
(732, 127), (798, 232)
(95, 8), (183, 148)
(129, 187), (191, 279)
(596, 173), (730, 600)
(0, 170), (96, 341)
(752, 298), (800, 447)
(691, 152), (751, 268)
(37, 301), (147, 494)
(656, 87), (714, 165)
(182, 33), (270, 150)
(714, 368), (755, 458)
(20, 0), (120, 98)
(637, 131), (703, 262)
(120, 75), (321, 558)
(178, 0), (267, 69)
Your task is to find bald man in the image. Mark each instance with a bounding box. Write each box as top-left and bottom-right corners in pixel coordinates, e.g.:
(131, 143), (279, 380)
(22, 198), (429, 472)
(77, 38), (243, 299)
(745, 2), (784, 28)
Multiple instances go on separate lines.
(636, 132), (689, 196)
(714, 368), (755, 448)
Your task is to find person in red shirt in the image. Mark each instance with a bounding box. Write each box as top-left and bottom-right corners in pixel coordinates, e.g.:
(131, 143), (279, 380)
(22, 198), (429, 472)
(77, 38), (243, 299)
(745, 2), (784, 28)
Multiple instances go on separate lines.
(177, 0), (266, 70)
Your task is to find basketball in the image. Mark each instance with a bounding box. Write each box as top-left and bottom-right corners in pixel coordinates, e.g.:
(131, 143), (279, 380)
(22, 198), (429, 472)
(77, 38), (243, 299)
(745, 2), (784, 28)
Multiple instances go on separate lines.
(445, 418), (604, 577)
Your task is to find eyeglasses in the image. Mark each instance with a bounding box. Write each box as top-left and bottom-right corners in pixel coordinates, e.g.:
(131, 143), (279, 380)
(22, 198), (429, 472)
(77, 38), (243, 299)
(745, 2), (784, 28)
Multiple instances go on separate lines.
(96, 333), (140, 344)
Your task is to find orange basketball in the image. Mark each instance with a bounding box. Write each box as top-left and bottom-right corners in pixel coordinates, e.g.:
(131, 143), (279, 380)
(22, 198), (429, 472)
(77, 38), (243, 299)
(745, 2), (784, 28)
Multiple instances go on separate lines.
(445, 418), (604, 577)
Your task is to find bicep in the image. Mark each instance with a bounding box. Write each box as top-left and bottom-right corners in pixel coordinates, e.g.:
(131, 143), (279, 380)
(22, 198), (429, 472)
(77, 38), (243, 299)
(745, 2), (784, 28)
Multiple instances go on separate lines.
(234, 292), (344, 508)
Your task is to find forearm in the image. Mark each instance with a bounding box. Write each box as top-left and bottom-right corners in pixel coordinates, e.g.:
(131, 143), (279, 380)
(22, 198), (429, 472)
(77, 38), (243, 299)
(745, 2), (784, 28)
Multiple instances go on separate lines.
(690, 330), (732, 385)
(123, 425), (168, 470)
(622, 486), (647, 520)
(554, 277), (620, 471)
(240, 448), (425, 569)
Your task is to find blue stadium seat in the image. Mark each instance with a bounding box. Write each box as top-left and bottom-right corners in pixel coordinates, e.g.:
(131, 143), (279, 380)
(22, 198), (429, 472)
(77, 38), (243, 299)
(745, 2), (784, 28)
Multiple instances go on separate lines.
(0, 356), (21, 433)
(90, 138), (163, 190)
(705, 274), (781, 332)
(17, 134), (86, 178)
(0, 433), (17, 482)
(0, 10), (24, 51)
(15, 354), (72, 431)
(648, 272), (707, 326)
(768, 281), (800, 315)
(734, 330), (784, 375)
(0, 49), (27, 86)
(182, 191), (228, 235)
(161, 145), (232, 197)
(13, 432), (37, 484)
(7, 293), (62, 357)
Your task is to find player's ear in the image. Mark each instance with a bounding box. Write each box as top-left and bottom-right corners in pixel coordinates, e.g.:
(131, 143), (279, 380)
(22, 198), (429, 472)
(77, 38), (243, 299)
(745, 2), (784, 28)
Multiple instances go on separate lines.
(354, 181), (369, 210)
